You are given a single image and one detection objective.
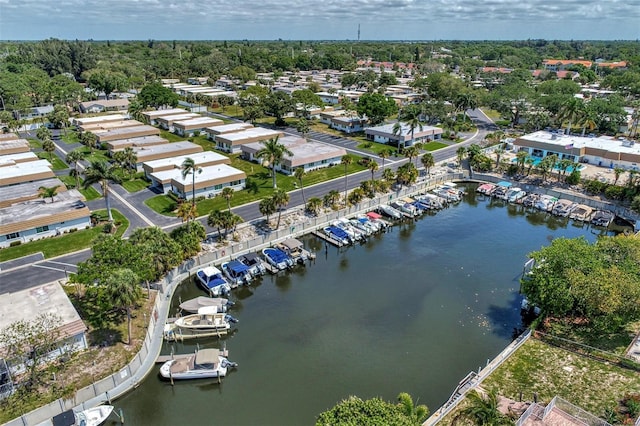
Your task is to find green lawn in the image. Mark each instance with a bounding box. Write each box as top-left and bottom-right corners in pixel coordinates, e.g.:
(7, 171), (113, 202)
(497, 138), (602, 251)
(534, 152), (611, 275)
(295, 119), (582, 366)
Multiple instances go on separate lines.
(0, 209), (129, 262)
(188, 135), (216, 151)
(60, 130), (81, 144)
(423, 142), (449, 151)
(160, 130), (187, 142)
(58, 175), (102, 201)
(145, 195), (177, 216)
(481, 337), (640, 419)
(28, 138), (42, 149)
(479, 108), (502, 121)
(121, 178), (149, 193)
(37, 152), (68, 170)
(77, 146), (111, 163)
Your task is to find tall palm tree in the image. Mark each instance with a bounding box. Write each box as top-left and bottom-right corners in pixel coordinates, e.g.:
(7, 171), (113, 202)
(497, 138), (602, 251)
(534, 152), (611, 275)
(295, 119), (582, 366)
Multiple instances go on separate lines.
(404, 145), (420, 168)
(42, 139), (56, 162)
(557, 97), (584, 135)
(306, 197), (322, 216)
(493, 147), (505, 168)
(272, 189), (290, 229)
(456, 146), (467, 166)
(341, 154), (353, 204)
(452, 389), (513, 426)
(515, 150), (529, 174)
(397, 392), (429, 424)
(104, 268), (142, 345)
(83, 160), (121, 222)
(367, 160), (379, 182)
(421, 152), (435, 176)
(176, 200), (197, 223)
(66, 149), (85, 189)
(220, 187), (234, 211)
(258, 197), (277, 228)
(181, 157), (202, 202)
(294, 167), (306, 207)
(295, 118), (310, 140)
(378, 149), (390, 171)
(323, 190), (341, 209)
(256, 136), (293, 189)
(122, 146), (138, 178)
(36, 126), (52, 141)
(81, 131), (98, 153)
(382, 167), (396, 182)
(38, 185), (60, 203)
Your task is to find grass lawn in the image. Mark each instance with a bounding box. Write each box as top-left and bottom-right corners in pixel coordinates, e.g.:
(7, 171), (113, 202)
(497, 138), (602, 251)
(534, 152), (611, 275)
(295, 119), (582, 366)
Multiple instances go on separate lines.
(188, 134), (216, 151)
(481, 337), (640, 418)
(60, 130), (81, 144)
(77, 146), (110, 163)
(209, 105), (244, 120)
(37, 152), (68, 171)
(423, 142), (449, 151)
(480, 108), (502, 121)
(542, 319), (639, 355)
(160, 130), (187, 142)
(121, 178), (149, 193)
(58, 175), (102, 201)
(28, 138), (42, 149)
(145, 195), (177, 216)
(0, 209), (129, 262)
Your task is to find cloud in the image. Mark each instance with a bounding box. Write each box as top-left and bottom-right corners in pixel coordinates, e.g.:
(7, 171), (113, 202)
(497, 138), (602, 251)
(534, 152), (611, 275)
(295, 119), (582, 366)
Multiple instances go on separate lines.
(1, 0), (638, 39)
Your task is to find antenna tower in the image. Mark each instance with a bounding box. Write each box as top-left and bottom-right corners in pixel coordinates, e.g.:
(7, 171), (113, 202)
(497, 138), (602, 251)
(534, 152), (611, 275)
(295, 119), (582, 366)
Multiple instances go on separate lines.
(358, 24), (361, 41)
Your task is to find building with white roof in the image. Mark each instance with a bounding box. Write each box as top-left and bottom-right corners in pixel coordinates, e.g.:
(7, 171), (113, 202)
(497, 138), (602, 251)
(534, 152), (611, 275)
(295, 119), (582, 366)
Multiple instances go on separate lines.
(143, 151), (231, 192)
(155, 113), (200, 131)
(173, 117), (224, 137)
(0, 152), (39, 167)
(0, 159), (55, 186)
(0, 139), (30, 155)
(72, 114), (128, 127)
(94, 125), (160, 143)
(167, 164), (246, 200)
(131, 141), (203, 170)
(0, 177), (66, 208)
(78, 119), (143, 133)
(241, 136), (347, 175)
(103, 135), (168, 154)
(514, 130), (640, 170)
(204, 123), (254, 142)
(330, 116), (367, 134)
(79, 99), (129, 114)
(141, 108), (188, 125)
(214, 128), (283, 153)
(365, 122), (443, 147)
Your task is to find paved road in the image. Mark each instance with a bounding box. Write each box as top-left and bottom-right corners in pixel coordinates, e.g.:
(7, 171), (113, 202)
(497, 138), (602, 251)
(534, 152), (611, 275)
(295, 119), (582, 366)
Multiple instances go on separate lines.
(0, 110), (495, 290)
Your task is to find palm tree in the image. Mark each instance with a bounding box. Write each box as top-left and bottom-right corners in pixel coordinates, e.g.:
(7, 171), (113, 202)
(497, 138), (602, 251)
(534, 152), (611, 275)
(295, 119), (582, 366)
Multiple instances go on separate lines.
(367, 160), (379, 182)
(207, 210), (225, 237)
(80, 131), (98, 153)
(397, 392), (429, 424)
(104, 268), (142, 345)
(181, 157), (202, 202)
(394, 105), (423, 154)
(382, 167), (396, 182)
(176, 201), (197, 223)
(421, 152), (435, 176)
(220, 187), (234, 211)
(306, 197), (322, 216)
(66, 149), (85, 189)
(38, 185), (60, 203)
(378, 149), (391, 171)
(295, 118), (310, 140)
(122, 146), (138, 178)
(341, 154), (353, 204)
(36, 126), (52, 141)
(557, 97), (584, 135)
(404, 145), (420, 168)
(493, 147), (505, 168)
(258, 197), (277, 228)
(515, 150), (528, 174)
(452, 389), (513, 426)
(83, 160), (121, 222)
(294, 167), (306, 207)
(323, 190), (341, 210)
(456, 146), (467, 166)
(272, 189), (290, 229)
(613, 167), (624, 185)
(256, 136), (293, 189)
(41, 138), (56, 162)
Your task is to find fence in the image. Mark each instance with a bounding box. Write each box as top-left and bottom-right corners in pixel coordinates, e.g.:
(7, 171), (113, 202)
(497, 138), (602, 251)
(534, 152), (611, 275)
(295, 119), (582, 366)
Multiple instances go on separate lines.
(423, 329), (532, 426)
(4, 172), (465, 426)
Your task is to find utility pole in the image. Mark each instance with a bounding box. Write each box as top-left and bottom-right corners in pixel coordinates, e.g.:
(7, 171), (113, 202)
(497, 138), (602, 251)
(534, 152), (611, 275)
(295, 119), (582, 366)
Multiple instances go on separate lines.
(357, 23), (360, 42)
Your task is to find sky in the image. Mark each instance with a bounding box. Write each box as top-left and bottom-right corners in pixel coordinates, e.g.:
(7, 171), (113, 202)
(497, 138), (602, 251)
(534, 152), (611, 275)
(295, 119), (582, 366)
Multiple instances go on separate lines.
(1, 0), (639, 41)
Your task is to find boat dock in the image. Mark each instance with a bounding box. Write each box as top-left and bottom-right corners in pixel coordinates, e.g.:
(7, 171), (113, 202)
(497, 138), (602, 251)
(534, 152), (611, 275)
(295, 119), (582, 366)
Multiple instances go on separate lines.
(156, 349), (228, 363)
(311, 230), (347, 247)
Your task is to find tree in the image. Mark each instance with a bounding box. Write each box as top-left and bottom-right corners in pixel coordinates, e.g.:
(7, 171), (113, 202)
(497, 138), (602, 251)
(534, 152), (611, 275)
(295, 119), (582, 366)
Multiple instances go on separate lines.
(103, 268), (142, 345)
(80, 131), (98, 152)
(316, 394), (419, 426)
(38, 185), (60, 203)
(292, 89), (323, 117)
(515, 150), (528, 174)
(181, 157), (202, 202)
(36, 126), (52, 141)
(220, 187), (234, 212)
(138, 82), (179, 108)
(42, 138), (55, 161)
(258, 197), (277, 227)
(341, 154), (353, 204)
(263, 91), (295, 127)
(403, 145), (420, 168)
(378, 149), (391, 171)
(367, 160), (379, 182)
(294, 167), (306, 207)
(306, 197), (322, 216)
(83, 160), (120, 222)
(176, 200), (197, 224)
(324, 189), (341, 209)
(86, 70), (128, 99)
(456, 146), (467, 166)
(47, 105), (69, 134)
(393, 105), (423, 154)
(128, 227), (182, 281)
(65, 149), (84, 189)
(272, 189), (290, 229)
(256, 136), (293, 189)
(295, 118), (310, 140)
(556, 97), (584, 134)
(452, 389), (513, 426)
(356, 92), (398, 125)
(613, 167), (625, 186)
(421, 153), (435, 176)
(0, 313), (62, 390)
(397, 392), (429, 424)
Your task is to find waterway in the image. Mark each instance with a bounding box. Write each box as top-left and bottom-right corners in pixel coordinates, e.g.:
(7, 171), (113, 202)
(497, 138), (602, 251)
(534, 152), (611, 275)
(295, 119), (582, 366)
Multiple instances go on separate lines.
(110, 183), (614, 426)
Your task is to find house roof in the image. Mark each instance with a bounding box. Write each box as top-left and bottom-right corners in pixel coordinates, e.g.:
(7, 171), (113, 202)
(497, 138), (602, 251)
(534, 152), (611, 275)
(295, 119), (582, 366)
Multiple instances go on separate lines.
(95, 125), (160, 142)
(0, 159), (54, 185)
(133, 141), (203, 162)
(72, 114), (127, 126)
(169, 164), (246, 192)
(0, 177), (66, 208)
(204, 123), (253, 136)
(543, 59), (593, 67)
(79, 99), (129, 109)
(143, 151), (230, 174)
(141, 108), (188, 119)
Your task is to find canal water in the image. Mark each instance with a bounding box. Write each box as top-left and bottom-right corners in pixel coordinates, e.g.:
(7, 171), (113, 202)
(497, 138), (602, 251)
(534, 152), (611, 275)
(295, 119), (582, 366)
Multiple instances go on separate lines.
(111, 184), (612, 426)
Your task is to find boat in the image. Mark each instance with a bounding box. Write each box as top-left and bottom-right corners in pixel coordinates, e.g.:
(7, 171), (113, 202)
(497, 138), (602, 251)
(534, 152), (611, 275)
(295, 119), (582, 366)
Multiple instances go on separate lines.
(391, 200), (418, 216)
(163, 310), (238, 341)
(221, 260), (252, 286)
(521, 193), (539, 208)
(534, 194), (557, 212)
(179, 296), (233, 314)
(476, 183), (496, 195)
(364, 211), (390, 230)
(333, 219), (365, 241)
(159, 348), (238, 380)
(354, 215), (380, 233)
(276, 238), (314, 263)
(52, 405), (114, 426)
(349, 218), (373, 235)
(568, 204), (594, 222)
(415, 193), (445, 209)
(237, 252), (267, 277)
(591, 209), (615, 227)
(433, 186), (461, 202)
(262, 247), (294, 270)
(377, 204), (403, 219)
(322, 225), (351, 245)
(506, 188), (527, 203)
(195, 266), (231, 297)
(551, 199), (575, 217)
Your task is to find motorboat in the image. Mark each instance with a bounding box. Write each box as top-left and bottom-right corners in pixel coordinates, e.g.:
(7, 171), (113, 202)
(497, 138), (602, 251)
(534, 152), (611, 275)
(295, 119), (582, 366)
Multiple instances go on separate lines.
(568, 204), (594, 222)
(262, 247), (294, 270)
(391, 200), (418, 216)
(333, 219), (364, 241)
(52, 405), (114, 426)
(349, 218), (373, 235)
(179, 296), (233, 314)
(521, 193), (539, 208)
(415, 193), (445, 209)
(506, 188), (526, 203)
(237, 252), (266, 277)
(159, 348), (237, 380)
(364, 211), (389, 230)
(433, 186), (461, 202)
(551, 199), (576, 217)
(276, 238), (314, 263)
(322, 225), (351, 246)
(534, 194), (557, 212)
(221, 260), (252, 286)
(476, 183), (496, 195)
(195, 266), (231, 297)
(591, 209), (615, 227)
(163, 310), (238, 341)
(354, 215), (380, 233)
(377, 204), (402, 219)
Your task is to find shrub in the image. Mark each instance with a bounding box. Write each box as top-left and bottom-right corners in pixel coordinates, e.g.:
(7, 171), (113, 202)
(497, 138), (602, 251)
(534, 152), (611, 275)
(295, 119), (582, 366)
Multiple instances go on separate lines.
(68, 228), (78, 233)
(9, 240), (22, 247)
(102, 223), (113, 234)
